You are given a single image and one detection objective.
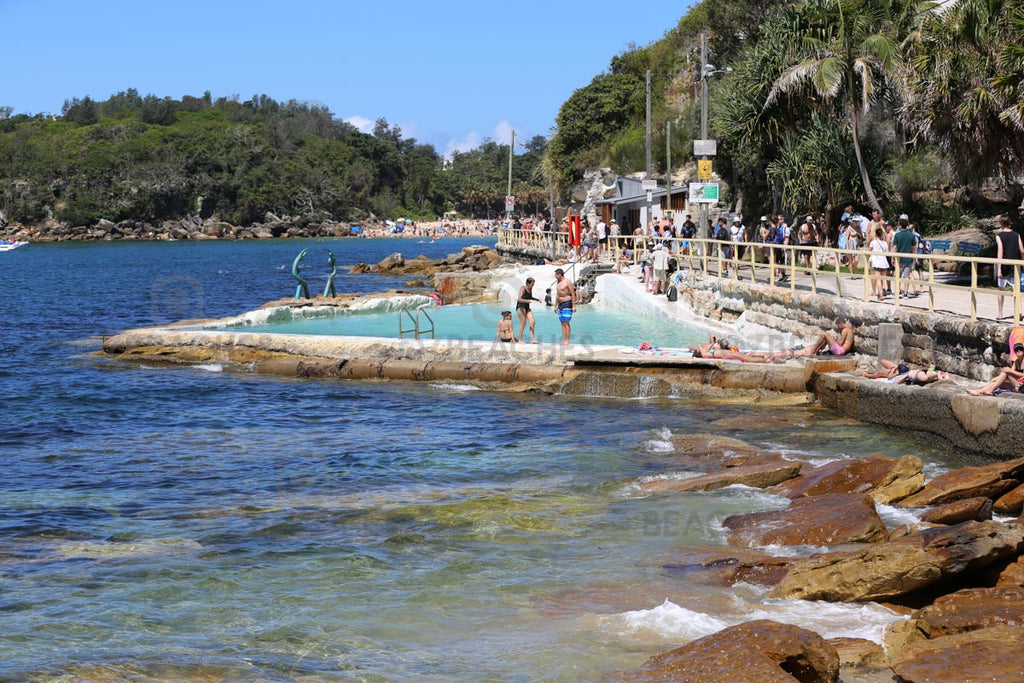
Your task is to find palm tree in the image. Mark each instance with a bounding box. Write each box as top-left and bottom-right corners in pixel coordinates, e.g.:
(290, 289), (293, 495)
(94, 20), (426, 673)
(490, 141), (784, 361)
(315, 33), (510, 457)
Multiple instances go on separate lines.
(765, 0), (919, 214)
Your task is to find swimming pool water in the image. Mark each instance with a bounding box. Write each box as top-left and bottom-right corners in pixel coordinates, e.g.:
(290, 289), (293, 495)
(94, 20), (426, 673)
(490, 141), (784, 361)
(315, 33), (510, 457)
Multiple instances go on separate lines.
(228, 301), (713, 348)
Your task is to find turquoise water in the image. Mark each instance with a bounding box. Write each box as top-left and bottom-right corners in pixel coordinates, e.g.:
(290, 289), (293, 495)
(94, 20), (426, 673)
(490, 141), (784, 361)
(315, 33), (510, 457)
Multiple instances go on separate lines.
(0, 238), (974, 681)
(229, 301), (712, 348)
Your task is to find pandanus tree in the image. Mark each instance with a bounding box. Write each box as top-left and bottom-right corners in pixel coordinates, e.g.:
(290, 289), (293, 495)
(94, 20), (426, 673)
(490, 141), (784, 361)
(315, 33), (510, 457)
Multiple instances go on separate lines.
(765, 0), (924, 214)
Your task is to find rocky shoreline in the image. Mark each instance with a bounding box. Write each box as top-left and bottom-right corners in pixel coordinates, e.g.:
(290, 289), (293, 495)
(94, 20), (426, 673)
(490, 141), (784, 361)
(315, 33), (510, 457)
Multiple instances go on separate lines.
(623, 436), (1024, 682)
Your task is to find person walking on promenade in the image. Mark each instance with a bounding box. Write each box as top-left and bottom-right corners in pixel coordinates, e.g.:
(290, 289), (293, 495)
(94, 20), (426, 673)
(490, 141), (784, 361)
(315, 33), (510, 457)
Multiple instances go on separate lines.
(651, 243), (669, 295)
(797, 215), (818, 274)
(869, 227), (890, 301)
(554, 268), (576, 345)
(996, 215), (1024, 320)
(892, 214), (918, 300)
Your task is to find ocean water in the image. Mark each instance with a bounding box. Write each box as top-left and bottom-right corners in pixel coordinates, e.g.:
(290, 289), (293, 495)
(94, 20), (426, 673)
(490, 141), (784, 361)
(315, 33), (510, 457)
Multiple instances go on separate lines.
(0, 238), (969, 681)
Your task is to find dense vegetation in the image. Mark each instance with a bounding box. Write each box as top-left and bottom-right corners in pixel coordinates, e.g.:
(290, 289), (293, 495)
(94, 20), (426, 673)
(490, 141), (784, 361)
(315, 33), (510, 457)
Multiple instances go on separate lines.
(547, 0), (1024, 231)
(0, 91), (547, 227)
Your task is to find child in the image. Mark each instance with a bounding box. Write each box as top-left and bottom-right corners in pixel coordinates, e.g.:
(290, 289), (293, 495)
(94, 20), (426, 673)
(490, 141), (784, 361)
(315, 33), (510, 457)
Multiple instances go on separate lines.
(495, 311), (516, 343)
(544, 288), (552, 306)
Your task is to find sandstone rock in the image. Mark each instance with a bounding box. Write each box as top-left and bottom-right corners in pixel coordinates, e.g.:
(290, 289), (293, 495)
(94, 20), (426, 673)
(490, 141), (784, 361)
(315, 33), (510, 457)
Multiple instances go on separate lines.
(349, 263), (372, 274)
(891, 627), (1024, 683)
(771, 520), (1024, 602)
(898, 457), (1024, 507)
(994, 482), (1024, 515)
(724, 493), (889, 547)
(919, 496), (993, 525)
(375, 252), (404, 271)
(883, 617), (930, 659)
(912, 585), (1024, 637)
(996, 555), (1024, 587)
(670, 433), (763, 457)
(624, 619), (839, 683)
(636, 462), (802, 496)
(773, 455), (923, 504)
(827, 637), (887, 669)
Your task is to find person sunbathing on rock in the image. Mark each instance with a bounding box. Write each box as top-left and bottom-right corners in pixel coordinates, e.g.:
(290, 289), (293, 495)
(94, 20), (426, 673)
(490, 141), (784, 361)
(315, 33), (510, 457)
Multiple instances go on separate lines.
(689, 337), (771, 363)
(966, 343), (1024, 395)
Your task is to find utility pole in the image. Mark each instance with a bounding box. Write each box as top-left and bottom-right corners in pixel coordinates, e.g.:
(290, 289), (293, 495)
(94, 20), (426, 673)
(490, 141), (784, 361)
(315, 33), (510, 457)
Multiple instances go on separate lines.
(645, 69), (652, 230)
(506, 129), (514, 221)
(666, 120), (672, 222)
(699, 34), (709, 240)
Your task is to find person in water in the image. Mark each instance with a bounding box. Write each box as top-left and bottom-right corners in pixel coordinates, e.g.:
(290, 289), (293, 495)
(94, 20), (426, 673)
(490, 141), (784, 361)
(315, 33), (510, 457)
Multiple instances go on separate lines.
(495, 311), (516, 343)
(554, 268), (576, 345)
(516, 277), (541, 343)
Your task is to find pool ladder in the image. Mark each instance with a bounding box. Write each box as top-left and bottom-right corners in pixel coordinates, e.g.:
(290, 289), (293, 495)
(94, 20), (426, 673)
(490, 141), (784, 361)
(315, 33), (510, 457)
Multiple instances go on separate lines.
(398, 306), (435, 339)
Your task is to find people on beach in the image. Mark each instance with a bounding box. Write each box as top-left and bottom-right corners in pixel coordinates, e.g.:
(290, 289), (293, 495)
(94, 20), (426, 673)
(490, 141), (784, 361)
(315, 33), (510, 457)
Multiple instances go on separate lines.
(868, 227), (890, 301)
(495, 311), (516, 343)
(516, 277), (540, 343)
(554, 268), (576, 345)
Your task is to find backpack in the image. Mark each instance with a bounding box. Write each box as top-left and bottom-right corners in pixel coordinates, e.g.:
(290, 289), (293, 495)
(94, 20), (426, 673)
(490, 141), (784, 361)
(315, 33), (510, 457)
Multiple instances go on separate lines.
(919, 236), (932, 254)
(714, 225), (729, 241)
(667, 257), (678, 273)
(666, 285), (678, 301)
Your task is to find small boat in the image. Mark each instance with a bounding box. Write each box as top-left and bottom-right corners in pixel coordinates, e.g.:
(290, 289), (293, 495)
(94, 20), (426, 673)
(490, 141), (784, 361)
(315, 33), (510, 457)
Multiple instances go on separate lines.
(0, 240), (28, 252)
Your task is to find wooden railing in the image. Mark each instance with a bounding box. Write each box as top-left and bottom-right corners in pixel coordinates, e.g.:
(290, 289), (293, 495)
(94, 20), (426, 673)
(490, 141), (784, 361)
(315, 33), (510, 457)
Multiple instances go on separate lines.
(496, 228), (1023, 324)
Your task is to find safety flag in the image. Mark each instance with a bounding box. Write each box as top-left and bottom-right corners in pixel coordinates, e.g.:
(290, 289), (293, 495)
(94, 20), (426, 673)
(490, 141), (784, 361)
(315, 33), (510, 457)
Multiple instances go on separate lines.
(568, 215), (582, 247)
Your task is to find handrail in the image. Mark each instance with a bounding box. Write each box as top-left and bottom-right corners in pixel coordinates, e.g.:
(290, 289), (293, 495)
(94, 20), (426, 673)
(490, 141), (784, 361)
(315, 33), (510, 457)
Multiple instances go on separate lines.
(497, 228), (1024, 324)
(398, 306), (435, 340)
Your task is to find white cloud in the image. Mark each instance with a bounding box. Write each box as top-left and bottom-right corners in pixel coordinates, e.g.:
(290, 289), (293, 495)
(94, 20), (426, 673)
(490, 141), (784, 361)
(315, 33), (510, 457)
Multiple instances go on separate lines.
(344, 115), (375, 134)
(444, 131), (482, 159)
(492, 119), (514, 146)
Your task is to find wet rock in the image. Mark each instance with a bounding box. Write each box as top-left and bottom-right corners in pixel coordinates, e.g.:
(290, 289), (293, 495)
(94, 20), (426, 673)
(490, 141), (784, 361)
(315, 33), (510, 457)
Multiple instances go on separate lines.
(919, 496), (993, 525)
(771, 520), (1024, 602)
(636, 462), (802, 496)
(898, 457), (1024, 507)
(890, 626), (1024, 683)
(349, 263), (372, 274)
(912, 585), (1024, 637)
(661, 545), (795, 587)
(708, 415), (798, 430)
(827, 637), (887, 669)
(669, 433), (763, 457)
(993, 482), (1024, 515)
(883, 617), (931, 658)
(623, 619), (839, 683)
(996, 555), (1024, 587)
(773, 455), (924, 504)
(724, 493), (889, 547)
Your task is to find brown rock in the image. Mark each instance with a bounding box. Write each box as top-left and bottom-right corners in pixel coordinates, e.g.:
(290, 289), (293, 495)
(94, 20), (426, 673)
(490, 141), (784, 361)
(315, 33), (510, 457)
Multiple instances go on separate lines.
(773, 455), (923, 504)
(708, 415), (797, 431)
(348, 263), (372, 274)
(996, 555), (1024, 587)
(827, 637), (887, 669)
(919, 496), (993, 525)
(724, 493), (889, 547)
(624, 619), (839, 683)
(669, 432), (762, 457)
(891, 628), (1024, 683)
(771, 521), (1024, 602)
(898, 457), (1024, 507)
(994, 482), (1024, 515)
(374, 252), (405, 272)
(636, 462), (802, 495)
(883, 618), (931, 659)
(913, 586), (1024, 637)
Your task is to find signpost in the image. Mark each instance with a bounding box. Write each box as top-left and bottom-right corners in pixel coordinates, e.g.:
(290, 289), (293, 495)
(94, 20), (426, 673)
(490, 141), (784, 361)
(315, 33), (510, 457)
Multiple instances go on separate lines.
(698, 159), (713, 181)
(688, 183), (719, 204)
(505, 195), (515, 213)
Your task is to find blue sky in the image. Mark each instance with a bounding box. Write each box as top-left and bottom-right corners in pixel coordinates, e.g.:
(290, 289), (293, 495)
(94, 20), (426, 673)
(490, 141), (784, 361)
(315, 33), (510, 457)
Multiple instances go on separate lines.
(1, 0), (694, 156)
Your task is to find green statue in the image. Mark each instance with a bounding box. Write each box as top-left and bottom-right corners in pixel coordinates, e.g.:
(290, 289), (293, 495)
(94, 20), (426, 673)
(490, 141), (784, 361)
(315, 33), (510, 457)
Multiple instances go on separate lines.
(323, 250), (338, 298)
(292, 248), (310, 299)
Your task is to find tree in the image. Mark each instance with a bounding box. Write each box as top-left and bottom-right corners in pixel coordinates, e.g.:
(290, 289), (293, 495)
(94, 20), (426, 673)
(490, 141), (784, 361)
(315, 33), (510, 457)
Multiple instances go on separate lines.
(765, 0), (915, 214)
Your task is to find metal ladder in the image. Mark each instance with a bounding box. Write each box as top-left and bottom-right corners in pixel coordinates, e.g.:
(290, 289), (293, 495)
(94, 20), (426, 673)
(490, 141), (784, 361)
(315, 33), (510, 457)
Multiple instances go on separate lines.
(398, 306), (435, 339)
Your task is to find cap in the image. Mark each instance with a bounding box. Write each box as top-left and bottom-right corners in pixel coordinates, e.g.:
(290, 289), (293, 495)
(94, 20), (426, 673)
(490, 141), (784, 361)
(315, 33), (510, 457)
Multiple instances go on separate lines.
(610, 218), (617, 223)
(733, 216), (741, 222)
(805, 215), (813, 222)
(760, 215), (768, 221)
(1015, 343), (1024, 352)
(899, 213), (909, 221)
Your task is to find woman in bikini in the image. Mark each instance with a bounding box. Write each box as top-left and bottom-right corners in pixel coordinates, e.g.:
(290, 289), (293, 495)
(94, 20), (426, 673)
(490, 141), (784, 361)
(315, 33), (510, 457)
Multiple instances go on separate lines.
(516, 278), (540, 343)
(966, 343), (1024, 395)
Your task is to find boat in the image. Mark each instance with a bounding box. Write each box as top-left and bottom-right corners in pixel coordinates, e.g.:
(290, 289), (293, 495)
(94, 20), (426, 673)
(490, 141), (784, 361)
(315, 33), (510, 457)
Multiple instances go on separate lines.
(0, 240), (28, 251)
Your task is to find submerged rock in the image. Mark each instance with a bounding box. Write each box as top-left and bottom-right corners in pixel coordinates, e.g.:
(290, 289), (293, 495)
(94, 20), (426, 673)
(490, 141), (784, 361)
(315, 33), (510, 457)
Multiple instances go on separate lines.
(724, 493), (889, 547)
(661, 545), (795, 587)
(636, 461), (802, 496)
(623, 619), (839, 683)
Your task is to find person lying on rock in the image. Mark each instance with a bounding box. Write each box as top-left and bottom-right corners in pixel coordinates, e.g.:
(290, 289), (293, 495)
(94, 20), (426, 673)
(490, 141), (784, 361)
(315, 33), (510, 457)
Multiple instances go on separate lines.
(689, 337), (772, 363)
(896, 366), (952, 386)
(966, 342), (1024, 396)
(862, 359), (909, 379)
(776, 317), (856, 359)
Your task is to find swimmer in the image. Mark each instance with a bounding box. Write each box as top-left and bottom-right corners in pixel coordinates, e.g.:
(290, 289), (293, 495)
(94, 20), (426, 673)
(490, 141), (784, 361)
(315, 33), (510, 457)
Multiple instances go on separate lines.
(495, 311), (516, 343)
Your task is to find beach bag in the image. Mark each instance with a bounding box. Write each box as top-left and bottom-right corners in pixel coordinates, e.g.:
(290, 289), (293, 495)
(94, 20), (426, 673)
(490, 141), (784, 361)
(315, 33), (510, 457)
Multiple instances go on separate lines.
(666, 285), (678, 301)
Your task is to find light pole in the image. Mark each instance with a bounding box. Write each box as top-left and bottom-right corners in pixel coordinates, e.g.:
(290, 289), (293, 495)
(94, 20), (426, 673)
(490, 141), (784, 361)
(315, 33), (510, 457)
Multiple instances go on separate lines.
(697, 33), (732, 240)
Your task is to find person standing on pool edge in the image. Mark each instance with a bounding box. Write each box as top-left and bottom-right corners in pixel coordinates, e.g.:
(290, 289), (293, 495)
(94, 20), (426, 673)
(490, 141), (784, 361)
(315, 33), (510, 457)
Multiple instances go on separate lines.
(554, 268), (576, 345)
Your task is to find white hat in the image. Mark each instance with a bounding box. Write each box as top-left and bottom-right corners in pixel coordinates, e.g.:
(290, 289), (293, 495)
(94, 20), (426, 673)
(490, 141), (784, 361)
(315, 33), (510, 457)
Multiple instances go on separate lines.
(899, 213), (909, 221)
(610, 218), (617, 223)
(653, 243), (663, 250)
(805, 215), (813, 222)
(760, 215), (768, 221)
(732, 216), (741, 222)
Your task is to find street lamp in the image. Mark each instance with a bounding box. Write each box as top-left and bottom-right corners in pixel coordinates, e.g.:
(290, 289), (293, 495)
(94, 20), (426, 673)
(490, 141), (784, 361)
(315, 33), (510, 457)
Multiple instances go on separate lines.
(697, 35), (732, 240)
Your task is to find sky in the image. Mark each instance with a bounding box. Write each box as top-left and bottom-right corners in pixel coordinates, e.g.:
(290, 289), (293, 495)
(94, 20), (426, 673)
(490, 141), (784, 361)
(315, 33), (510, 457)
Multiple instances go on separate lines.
(0, 0), (695, 157)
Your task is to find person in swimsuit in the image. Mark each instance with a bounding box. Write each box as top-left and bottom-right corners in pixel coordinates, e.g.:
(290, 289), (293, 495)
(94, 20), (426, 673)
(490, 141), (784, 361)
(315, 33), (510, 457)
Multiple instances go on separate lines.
(495, 311), (516, 343)
(783, 317), (855, 358)
(966, 343), (1024, 395)
(554, 268), (576, 345)
(516, 277), (540, 343)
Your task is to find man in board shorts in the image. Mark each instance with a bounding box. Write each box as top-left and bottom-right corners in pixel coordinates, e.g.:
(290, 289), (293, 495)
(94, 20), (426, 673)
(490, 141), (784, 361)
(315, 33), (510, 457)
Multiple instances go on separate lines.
(554, 268), (576, 345)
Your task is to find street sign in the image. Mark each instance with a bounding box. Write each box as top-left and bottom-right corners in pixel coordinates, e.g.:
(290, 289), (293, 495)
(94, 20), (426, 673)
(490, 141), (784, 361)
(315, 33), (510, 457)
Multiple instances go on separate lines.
(641, 179), (658, 191)
(505, 195), (515, 212)
(693, 139), (717, 156)
(698, 159), (713, 181)
(688, 182), (720, 204)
